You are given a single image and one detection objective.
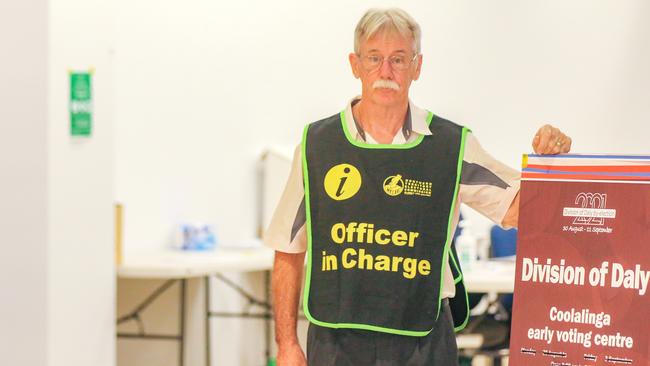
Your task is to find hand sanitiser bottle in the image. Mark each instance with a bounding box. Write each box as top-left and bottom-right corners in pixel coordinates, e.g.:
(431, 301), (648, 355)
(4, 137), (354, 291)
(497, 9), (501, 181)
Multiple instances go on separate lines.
(456, 220), (478, 271)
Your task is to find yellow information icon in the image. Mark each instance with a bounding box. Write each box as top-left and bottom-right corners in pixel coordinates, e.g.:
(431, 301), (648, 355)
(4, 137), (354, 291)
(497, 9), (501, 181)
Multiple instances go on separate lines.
(324, 164), (362, 201)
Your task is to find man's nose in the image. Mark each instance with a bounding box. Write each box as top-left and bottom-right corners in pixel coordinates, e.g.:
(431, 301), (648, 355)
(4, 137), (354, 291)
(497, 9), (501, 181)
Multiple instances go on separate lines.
(378, 58), (393, 78)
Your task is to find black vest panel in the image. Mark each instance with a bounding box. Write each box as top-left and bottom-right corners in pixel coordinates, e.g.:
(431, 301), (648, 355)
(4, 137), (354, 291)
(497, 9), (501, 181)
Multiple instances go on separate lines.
(302, 111), (467, 335)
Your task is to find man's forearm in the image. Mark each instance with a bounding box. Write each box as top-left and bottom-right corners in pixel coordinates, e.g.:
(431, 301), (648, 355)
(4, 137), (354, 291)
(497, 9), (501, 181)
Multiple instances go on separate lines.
(272, 250), (306, 347)
(501, 191), (520, 228)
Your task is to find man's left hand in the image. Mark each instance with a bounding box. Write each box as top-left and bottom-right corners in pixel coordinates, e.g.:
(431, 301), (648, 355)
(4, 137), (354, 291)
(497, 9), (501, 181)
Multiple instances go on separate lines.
(532, 124), (572, 154)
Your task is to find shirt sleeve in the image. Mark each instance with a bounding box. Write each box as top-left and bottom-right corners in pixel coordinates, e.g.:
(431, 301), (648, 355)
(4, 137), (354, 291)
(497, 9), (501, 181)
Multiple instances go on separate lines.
(262, 144), (308, 253)
(459, 133), (521, 226)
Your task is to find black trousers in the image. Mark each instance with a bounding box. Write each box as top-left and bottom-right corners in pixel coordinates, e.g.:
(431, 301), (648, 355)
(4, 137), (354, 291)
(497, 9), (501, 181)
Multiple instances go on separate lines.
(307, 299), (459, 366)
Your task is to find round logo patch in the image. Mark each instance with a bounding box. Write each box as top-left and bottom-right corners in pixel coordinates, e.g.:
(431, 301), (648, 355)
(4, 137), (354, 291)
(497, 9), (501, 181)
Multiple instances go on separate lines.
(324, 163), (362, 201)
(383, 175), (404, 196)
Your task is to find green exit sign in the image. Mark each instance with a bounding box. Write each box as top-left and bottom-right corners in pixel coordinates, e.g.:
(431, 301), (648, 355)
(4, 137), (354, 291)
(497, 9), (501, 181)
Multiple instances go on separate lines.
(69, 71), (93, 137)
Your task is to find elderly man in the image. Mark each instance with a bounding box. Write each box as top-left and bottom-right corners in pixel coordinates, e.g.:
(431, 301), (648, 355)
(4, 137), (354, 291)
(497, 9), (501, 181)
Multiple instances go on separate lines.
(264, 8), (571, 366)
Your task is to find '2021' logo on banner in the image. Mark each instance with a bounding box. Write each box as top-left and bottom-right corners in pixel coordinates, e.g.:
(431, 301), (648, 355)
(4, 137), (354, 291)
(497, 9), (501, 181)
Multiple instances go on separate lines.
(563, 192), (616, 226)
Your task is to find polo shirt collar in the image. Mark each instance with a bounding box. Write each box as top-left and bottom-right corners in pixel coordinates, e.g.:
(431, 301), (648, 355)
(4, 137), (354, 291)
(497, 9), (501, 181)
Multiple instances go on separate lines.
(345, 97), (433, 144)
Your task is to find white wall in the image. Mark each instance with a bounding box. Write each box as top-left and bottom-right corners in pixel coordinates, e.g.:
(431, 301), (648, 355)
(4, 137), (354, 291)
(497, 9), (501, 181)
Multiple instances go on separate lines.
(0, 0), (48, 364)
(114, 1), (650, 365)
(115, 0), (650, 254)
(0, 0), (115, 364)
(419, 1), (650, 169)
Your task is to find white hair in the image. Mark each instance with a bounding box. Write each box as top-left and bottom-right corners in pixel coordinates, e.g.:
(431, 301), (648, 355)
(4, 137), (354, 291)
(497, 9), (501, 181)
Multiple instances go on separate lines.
(354, 8), (421, 55)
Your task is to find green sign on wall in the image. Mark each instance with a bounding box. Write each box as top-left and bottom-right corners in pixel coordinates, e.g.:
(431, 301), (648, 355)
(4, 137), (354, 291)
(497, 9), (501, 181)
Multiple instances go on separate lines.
(69, 71), (93, 136)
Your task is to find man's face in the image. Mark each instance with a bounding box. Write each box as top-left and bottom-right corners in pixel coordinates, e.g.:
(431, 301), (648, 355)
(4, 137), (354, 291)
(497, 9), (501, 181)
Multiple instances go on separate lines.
(349, 31), (422, 108)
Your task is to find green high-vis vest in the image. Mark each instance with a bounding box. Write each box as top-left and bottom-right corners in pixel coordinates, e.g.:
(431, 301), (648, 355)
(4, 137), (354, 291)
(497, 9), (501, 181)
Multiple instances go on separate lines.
(301, 110), (470, 336)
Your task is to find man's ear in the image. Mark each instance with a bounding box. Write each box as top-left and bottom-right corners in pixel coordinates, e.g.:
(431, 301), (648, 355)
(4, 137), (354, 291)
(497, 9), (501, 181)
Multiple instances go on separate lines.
(412, 54), (423, 81)
(349, 53), (360, 79)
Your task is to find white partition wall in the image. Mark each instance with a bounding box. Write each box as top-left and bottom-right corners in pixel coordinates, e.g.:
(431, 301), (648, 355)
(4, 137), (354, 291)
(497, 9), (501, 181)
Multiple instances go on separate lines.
(47, 0), (116, 364)
(0, 0), (115, 364)
(0, 0), (48, 364)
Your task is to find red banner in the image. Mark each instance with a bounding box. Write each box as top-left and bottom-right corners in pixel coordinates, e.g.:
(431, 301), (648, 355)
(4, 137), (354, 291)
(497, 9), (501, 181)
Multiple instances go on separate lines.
(509, 155), (650, 366)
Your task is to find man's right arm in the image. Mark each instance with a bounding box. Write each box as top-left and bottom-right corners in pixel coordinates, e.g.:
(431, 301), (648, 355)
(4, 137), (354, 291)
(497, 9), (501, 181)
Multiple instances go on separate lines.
(273, 251), (307, 365)
(263, 145), (308, 365)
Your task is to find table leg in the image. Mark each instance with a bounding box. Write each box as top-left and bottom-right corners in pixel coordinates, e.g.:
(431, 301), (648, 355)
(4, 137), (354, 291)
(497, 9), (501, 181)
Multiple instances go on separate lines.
(205, 273), (274, 365)
(179, 279), (186, 366)
(205, 276), (212, 366)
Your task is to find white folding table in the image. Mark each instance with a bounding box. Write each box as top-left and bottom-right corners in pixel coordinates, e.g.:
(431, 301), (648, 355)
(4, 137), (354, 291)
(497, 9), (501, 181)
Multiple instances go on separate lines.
(463, 258), (516, 293)
(117, 246), (275, 366)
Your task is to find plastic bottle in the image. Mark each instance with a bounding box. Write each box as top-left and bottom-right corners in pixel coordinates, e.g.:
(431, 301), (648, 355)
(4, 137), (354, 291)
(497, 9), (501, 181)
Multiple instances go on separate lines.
(456, 220), (478, 271)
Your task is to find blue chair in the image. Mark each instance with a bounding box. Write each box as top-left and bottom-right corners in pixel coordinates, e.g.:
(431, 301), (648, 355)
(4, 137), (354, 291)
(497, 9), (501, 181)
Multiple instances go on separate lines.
(490, 226), (517, 258)
(490, 226), (517, 312)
